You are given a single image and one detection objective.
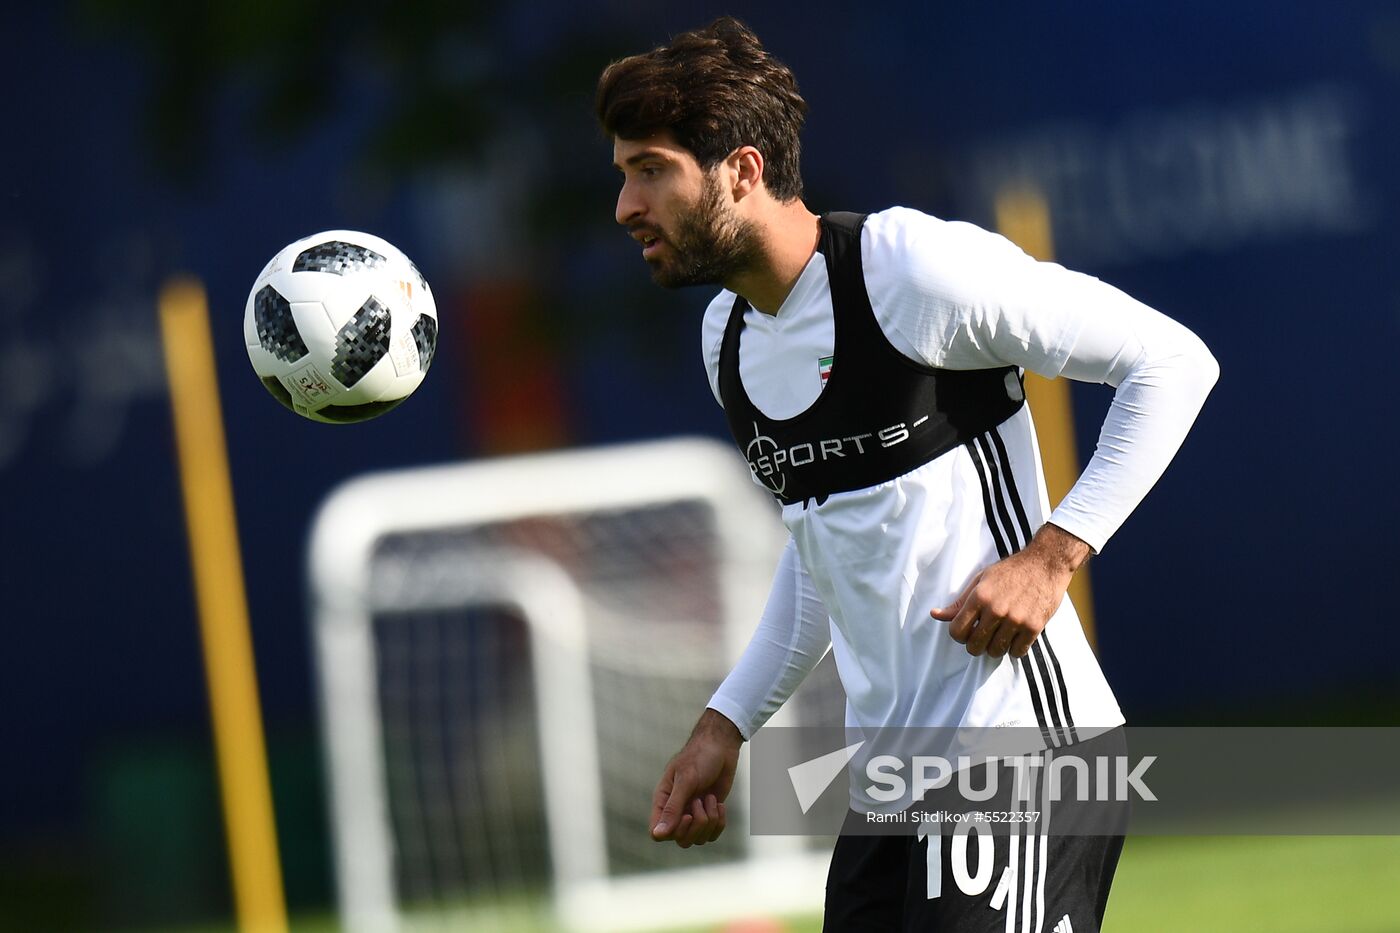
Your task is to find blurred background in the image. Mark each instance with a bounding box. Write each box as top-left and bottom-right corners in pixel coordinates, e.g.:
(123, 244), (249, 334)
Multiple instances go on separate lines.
(3, 1), (1398, 930)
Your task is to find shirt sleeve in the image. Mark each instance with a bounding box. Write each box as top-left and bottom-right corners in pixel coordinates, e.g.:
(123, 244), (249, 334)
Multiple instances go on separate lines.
(706, 536), (833, 740)
(864, 207), (1219, 553)
(1047, 296), (1219, 552)
(701, 289), (733, 406)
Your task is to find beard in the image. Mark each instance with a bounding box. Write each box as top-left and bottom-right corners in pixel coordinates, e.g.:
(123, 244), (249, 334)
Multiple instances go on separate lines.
(646, 172), (763, 289)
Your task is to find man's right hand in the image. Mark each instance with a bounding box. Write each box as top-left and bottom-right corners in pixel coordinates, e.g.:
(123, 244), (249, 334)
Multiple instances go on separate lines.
(650, 708), (743, 848)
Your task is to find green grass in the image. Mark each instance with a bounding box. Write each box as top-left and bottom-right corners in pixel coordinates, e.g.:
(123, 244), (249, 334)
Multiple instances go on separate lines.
(711, 837), (1400, 933)
(1106, 835), (1400, 932)
(157, 835), (1400, 933)
(573, 836), (1400, 933)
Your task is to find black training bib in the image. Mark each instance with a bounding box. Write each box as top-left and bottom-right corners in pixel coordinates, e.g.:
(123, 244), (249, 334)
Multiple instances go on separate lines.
(718, 211), (1025, 506)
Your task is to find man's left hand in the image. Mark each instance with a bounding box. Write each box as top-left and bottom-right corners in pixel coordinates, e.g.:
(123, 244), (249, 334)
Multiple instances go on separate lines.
(930, 523), (1092, 658)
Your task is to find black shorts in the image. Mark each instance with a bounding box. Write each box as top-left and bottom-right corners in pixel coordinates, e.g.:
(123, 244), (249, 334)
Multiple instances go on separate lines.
(824, 728), (1127, 932)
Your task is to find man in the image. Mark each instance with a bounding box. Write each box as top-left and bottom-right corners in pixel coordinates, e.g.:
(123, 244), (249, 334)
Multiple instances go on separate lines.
(597, 17), (1217, 932)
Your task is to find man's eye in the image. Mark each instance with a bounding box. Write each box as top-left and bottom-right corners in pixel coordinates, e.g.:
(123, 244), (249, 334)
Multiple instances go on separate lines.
(641, 166), (660, 177)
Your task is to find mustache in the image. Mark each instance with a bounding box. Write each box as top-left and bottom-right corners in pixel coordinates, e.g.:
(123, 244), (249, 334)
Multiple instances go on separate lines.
(627, 223), (666, 241)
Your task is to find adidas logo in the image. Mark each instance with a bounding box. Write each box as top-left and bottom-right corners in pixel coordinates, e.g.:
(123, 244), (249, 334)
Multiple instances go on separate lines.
(1052, 915), (1074, 933)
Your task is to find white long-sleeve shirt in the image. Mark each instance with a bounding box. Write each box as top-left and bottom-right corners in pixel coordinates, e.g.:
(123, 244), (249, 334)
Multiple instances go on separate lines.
(702, 207), (1217, 767)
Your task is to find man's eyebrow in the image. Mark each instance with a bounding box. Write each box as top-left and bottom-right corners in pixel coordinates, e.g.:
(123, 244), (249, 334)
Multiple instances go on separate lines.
(612, 149), (670, 171)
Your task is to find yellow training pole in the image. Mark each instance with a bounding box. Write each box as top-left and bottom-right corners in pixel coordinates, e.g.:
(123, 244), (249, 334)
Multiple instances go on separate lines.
(993, 189), (1098, 648)
(159, 278), (289, 933)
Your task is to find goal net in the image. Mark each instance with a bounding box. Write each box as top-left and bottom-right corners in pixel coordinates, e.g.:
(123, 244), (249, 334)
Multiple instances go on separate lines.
(308, 438), (843, 932)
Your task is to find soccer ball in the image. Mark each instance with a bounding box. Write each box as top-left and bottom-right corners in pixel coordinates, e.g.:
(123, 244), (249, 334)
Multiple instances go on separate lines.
(244, 230), (438, 423)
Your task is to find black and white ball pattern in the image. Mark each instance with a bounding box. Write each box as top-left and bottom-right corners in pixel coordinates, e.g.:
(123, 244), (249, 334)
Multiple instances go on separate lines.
(243, 231), (438, 423)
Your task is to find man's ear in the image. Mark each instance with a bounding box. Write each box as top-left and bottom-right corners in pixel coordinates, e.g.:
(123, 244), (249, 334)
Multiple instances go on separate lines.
(728, 146), (765, 201)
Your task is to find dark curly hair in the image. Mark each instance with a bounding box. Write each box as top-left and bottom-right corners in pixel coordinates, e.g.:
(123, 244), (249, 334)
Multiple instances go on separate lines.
(596, 17), (808, 202)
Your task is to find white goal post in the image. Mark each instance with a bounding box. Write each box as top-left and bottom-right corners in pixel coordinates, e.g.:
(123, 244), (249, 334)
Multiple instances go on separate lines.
(308, 437), (839, 932)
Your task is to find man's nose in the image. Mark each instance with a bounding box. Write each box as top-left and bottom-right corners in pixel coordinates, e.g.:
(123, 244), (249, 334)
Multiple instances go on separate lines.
(616, 180), (644, 227)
